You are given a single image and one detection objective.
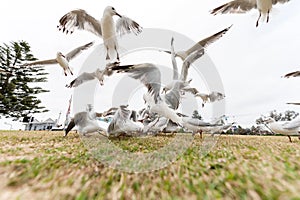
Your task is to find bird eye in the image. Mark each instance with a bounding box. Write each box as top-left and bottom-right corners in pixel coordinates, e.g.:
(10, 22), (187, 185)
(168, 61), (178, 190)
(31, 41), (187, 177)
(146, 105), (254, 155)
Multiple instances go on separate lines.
(112, 7), (115, 10)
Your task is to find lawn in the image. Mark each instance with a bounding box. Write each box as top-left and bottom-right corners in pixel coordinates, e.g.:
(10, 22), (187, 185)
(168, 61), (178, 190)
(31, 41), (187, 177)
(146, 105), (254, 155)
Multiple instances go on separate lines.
(0, 130), (300, 199)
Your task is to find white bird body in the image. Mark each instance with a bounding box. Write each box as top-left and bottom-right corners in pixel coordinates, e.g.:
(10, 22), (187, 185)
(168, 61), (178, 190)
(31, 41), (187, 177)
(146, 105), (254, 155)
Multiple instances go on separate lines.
(210, 0), (291, 27)
(56, 52), (71, 75)
(101, 7), (119, 60)
(264, 117), (300, 142)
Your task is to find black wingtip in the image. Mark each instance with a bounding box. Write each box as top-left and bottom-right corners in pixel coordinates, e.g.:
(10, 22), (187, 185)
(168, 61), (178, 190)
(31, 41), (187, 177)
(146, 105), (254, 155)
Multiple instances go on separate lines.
(64, 118), (75, 137)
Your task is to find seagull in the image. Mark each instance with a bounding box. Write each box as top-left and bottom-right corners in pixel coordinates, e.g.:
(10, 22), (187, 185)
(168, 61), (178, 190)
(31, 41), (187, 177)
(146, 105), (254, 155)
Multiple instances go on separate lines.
(263, 117), (300, 142)
(109, 63), (184, 125)
(210, 0), (291, 27)
(66, 62), (117, 88)
(182, 117), (233, 138)
(107, 105), (142, 137)
(64, 111), (105, 137)
(282, 70), (300, 78)
(161, 26), (232, 95)
(195, 91), (226, 107)
(57, 6), (142, 61)
(64, 106), (119, 137)
(22, 41), (94, 76)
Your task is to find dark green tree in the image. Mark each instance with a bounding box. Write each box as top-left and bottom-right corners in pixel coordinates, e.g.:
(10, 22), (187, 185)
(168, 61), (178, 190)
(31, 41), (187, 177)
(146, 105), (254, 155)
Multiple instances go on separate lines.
(192, 110), (202, 120)
(256, 110), (299, 125)
(0, 41), (49, 120)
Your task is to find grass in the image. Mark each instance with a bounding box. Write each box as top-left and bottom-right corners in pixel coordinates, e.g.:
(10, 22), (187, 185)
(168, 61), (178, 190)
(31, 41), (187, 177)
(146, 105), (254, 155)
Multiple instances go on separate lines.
(0, 130), (300, 199)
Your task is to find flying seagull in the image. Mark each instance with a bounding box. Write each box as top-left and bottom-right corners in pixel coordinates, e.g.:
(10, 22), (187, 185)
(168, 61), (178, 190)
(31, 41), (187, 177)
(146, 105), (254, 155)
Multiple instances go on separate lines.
(210, 0), (291, 27)
(57, 6), (142, 61)
(22, 41), (94, 76)
(161, 26), (232, 95)
(195, 92), (226, 107)
(66, 62), (117, 88)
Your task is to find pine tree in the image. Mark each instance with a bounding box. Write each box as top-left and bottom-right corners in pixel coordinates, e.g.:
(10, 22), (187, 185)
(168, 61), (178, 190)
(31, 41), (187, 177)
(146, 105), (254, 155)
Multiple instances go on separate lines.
(0, 41), (49, 120)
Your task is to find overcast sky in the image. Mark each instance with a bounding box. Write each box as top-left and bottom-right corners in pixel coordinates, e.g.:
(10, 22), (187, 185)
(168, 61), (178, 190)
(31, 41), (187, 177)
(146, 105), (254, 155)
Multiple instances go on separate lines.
(1, 0), (300, 130)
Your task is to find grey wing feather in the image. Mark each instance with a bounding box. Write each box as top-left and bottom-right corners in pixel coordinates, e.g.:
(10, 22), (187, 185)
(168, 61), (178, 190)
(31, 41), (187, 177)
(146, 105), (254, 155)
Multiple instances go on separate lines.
(186, 25), (232, 55)
(58, 9), (102, 37)
(210, 0), (257, 15)
(127, 64), (162, 102)
(187, 118), (213, 126)
(282, 119), (300, 130)
(65, 41), (94, 61)
(23, 59), (58, 66)
(283, 71), (300, 78)
(116, 16), (143, 36)
(67, 71), (96, 88)
(286, 102), (300, 105)
(170, 37), (179, 80)
(180, 48), (205, 81)
(272, 0), (290, 5)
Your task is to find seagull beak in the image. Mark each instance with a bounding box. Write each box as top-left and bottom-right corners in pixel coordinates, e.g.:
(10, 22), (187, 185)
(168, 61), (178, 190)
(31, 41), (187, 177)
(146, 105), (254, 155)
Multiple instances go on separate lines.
(116, 12), (122, 17)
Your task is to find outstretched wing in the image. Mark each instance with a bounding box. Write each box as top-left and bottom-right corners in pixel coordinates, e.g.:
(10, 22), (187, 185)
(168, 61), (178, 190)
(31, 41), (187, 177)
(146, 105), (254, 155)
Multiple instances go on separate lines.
(111, 63), (162, 102)
(283, 70), (300, 78)
(57, 9), (102, 37)
(65, 41), (94, 61)
(210, 0), (257, 15)
(282, 118), (300, 130)
(180, 48), (205, 81)
(66, 71), (97, 88)
(272, 0), (291, 5)
(186, 25), (232, 55)
(22, 59), (58, 67)
(116, 16), (143, 36)
(170, 37), (179, 80)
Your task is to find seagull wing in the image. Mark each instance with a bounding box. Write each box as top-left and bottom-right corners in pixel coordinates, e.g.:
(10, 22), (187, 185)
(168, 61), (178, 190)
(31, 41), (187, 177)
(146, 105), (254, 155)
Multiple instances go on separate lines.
(186, 25), (232, 56)
(111, 63), (162, 102)
(179, 48), (205, 81)
(209, 92), (225, 102)
(282, 118), (300, 130)
(210, 0), (257, 15)
(287, 102), (300, 105)
(116, 16), (143, 36)
(283, 70), (300, 78)
(22, 59), (58, 66)
(272, 0), (291, 5)
(107, 105), (132, 133)
(65, 41), (94, 61)
(170, 37), (179, 80)
(66, 70), (97, 88)
(185, 118), (213, 127)
(58, 9), (102, 37)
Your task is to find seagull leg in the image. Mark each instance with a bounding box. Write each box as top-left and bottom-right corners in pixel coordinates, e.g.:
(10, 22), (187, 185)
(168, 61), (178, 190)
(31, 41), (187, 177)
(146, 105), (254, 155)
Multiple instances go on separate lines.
(69, 67), (73, 75)
(267, 10), (270, 23)
(115, 45), (120, 61)
(256, 12), (261, 27)
(288, 135), (292, 143)
(105, 46), (110, 60)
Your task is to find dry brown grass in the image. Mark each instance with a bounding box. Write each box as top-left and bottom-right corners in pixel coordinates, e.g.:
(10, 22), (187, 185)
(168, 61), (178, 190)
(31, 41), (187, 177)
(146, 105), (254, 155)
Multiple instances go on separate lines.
(0, 131), (300, 199)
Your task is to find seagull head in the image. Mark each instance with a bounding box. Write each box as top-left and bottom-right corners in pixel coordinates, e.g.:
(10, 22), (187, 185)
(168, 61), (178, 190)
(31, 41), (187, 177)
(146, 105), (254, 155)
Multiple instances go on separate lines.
(57, 52), (65, 58)
(104, 6), (122, 17)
